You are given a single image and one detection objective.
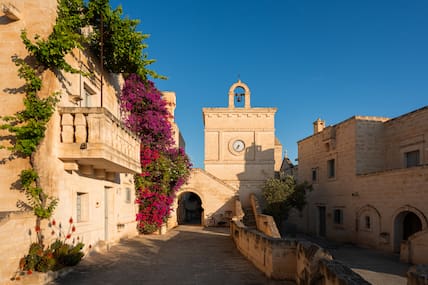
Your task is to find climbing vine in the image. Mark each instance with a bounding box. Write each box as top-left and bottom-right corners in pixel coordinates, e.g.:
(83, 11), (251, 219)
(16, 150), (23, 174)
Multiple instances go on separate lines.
(86, 0), (163, 79)
(1, 0), (162, 246)
(1, 0), (174, 275)
(0, 1), (89, 252)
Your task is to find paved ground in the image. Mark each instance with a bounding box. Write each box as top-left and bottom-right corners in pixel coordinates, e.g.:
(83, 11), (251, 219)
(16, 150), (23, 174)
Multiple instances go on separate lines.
(49, 226), (292, 285)
(300, 235), (409, 285)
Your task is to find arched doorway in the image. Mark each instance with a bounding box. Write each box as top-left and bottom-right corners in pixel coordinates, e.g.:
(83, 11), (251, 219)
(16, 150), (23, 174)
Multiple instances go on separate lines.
(403, 212), (422, 240)
(177, 192), (203, 225)
(394, 211), (423, 252)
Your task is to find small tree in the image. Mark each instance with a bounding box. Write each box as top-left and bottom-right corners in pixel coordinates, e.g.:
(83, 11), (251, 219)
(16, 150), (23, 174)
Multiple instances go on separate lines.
(262, 175), (312, 229)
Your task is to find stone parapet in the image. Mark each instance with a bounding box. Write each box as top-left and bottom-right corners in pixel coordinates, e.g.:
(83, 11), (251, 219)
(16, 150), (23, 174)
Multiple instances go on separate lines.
(249, 193), (281, 238)
(231, 220), (297, 280)
(231, 220), (370, 283)
(58, 107), (141, 175)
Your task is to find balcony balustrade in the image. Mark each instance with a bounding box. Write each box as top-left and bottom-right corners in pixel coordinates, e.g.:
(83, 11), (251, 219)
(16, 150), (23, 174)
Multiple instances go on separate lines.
(58, 107), (141, 178)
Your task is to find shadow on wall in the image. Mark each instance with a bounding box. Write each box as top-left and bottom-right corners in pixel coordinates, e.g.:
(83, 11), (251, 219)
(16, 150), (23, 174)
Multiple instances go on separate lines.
(236, 142), (274, 208)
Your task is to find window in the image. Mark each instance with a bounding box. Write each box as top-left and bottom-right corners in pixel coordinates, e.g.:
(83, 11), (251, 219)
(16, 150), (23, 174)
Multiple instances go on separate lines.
(82, 83), (95, 107)
(76, 192), (89, 222)
(405, 150), (420, 168)
(125, 187), (131, 203)
(327, 159), (335, 178)
(364, 216), (371, 229)
(333, 209), (343, 225)
(311, 168), (318, 183)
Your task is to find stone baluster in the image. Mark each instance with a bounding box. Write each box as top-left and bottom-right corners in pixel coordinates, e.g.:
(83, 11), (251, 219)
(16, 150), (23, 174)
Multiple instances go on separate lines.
(61, 113), (75, 143)
(74, 113), (87, 143)
(87, 113), (102, 143)
(104, 117), (112, 148)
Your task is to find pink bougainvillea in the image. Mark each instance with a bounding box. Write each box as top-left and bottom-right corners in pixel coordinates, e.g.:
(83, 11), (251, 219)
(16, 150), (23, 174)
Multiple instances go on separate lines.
(121, 74), (191, 234)
(121, 74), (174, 151)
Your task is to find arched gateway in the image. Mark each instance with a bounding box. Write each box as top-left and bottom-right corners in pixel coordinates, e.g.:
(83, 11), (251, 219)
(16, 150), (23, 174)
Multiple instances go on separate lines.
(177, 191), (203, 225)
(171, 168), (237, 227)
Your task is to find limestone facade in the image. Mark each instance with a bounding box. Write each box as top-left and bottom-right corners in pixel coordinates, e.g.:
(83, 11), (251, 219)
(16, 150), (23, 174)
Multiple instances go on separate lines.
(0, 1), (140, 281)
(292, 106), (428, 262)
(175, 168), (237, 227)
(203, 80), (281, 206)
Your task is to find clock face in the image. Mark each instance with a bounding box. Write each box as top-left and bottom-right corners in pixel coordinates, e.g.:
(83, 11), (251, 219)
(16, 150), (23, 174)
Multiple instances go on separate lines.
(232, 140), (245, 152)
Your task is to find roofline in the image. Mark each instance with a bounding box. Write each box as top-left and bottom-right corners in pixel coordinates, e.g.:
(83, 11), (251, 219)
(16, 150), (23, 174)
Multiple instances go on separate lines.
(298, 105), (428, 144)
(383, 105), (428, 125)
(297, 115), (389, 143)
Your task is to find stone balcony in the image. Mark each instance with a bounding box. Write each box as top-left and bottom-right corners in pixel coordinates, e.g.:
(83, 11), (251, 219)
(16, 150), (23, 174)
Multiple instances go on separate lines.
(58, 107), (141, 178)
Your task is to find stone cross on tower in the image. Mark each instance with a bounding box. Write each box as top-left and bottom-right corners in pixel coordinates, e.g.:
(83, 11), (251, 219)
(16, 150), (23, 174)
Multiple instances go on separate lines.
(228, 79), (251, 109)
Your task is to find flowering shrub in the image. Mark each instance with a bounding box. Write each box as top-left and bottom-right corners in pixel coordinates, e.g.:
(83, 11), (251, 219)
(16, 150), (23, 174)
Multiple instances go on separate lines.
(121, 74), (173, 150)
(121, 74), (192, 233)
(13, 217), (85, 278)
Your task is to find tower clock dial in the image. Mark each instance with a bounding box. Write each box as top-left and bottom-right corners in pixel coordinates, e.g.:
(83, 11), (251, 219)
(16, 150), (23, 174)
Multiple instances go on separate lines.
(232, 140), (245, 152)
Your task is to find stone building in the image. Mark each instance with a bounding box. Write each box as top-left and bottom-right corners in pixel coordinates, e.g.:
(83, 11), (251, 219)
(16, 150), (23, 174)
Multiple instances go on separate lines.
(202, 80), (282, 206)
(170, 80), (283, 229)
(0, 1), (141, 281)
(291, 106), (428, 264)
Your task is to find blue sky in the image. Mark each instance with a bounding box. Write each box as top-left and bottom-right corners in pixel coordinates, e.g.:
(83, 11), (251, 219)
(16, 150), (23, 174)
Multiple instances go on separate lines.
(110, 0), (428, 168)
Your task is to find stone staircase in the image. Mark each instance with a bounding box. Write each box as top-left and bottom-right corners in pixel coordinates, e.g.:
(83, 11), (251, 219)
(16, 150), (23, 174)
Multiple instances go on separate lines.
(242, 207), (256, 228)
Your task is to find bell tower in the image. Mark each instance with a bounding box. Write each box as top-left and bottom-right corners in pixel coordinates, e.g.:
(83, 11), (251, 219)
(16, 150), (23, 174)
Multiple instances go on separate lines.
(202, 80), (280, 206)
(228, 79), (251, 109)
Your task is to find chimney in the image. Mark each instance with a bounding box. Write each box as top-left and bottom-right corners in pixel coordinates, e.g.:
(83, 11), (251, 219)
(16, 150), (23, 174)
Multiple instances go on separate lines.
(313, 118), (325, 134)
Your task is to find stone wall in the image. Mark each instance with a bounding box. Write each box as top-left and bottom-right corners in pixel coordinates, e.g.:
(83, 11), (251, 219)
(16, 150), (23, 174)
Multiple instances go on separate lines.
(0, 212), (35, 284)
(231, 220), (297, 280)
(250, 193), (281, 238)
(174, 168), (237, 227)
(294, 109), (428, 256)
(0, 1), (140, 282)
(231, 220), (370, 283)
(401, 230), (428, 264)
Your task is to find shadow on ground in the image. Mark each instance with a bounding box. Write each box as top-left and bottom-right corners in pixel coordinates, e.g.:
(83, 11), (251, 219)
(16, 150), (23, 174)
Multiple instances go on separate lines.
(297, 234), (409, 285)
(50, 225), (293, 285)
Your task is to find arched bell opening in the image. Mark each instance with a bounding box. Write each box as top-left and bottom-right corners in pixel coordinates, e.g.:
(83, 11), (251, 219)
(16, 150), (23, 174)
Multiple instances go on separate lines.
(233, 86), (246, 108)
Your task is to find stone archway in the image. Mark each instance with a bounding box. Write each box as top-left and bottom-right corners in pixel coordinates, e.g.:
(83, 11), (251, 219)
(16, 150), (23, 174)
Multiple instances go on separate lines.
(177, 191), (204, 225)
(393, 206), (427, 252)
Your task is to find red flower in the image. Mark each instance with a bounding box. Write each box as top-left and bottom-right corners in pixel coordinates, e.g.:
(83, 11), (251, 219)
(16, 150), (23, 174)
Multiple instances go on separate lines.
(27, 270), (32, 275)
(69, 217), (73, 224)
(72, 226), (76, 232)
(52, 219), (56, 226)
(35, 225), (41, 232)
(66, 234), (71, 239)
(89, 244), (92, 249)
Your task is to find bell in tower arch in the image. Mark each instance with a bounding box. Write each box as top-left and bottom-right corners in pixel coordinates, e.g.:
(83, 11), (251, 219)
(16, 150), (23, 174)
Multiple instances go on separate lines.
(234, 86), (245, 107)
(228, 79), (251, 109)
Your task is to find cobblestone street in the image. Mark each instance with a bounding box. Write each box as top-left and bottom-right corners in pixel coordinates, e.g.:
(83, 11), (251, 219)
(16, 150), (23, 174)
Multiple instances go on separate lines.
(49, 226), (292, 285)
